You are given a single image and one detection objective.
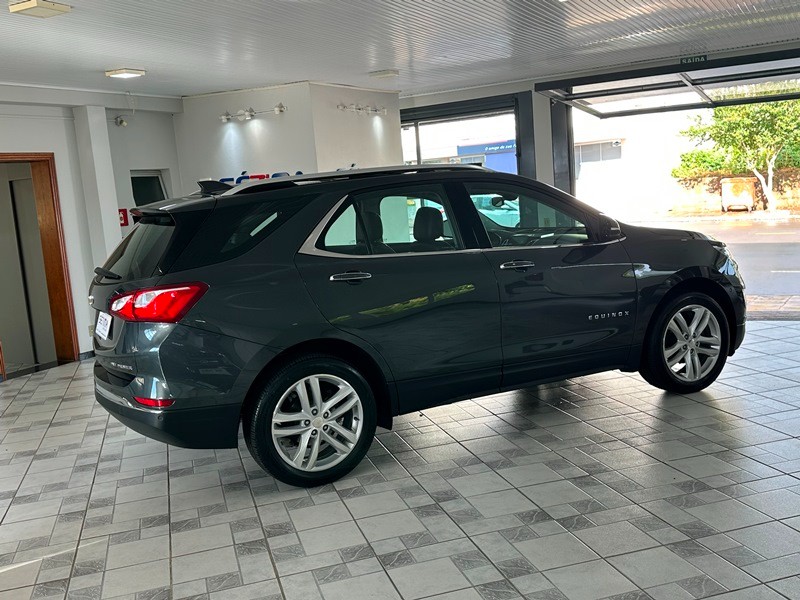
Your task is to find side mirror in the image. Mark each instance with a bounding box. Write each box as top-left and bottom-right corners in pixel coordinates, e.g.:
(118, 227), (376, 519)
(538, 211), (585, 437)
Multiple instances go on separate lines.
(598, 214), (623, 242)
(490, 196), (505, 208)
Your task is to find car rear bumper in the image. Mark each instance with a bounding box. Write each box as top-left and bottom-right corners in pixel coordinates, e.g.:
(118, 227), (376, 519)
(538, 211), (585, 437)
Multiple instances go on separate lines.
(95, 377), (240, 449)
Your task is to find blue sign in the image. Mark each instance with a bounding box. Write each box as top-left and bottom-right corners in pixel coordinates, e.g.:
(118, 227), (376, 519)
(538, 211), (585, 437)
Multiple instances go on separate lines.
(457, 140), (517, 156)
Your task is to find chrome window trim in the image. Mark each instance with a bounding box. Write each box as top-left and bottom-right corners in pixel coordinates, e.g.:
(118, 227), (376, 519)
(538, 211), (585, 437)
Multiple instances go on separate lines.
(298, 193), (478, 259)
(481, 237), (625, 252)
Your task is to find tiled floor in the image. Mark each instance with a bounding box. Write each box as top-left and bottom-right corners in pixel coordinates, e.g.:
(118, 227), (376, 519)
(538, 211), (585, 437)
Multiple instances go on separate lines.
(1, 322), (800, 600)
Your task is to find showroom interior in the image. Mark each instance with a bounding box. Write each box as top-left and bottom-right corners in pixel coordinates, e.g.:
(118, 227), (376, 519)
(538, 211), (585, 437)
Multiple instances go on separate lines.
(1, 1), (800, 599)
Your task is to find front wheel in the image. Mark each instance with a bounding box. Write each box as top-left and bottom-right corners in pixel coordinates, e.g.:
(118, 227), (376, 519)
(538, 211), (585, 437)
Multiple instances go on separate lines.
(640, 293), (729, 394)
(244, 355), (376, 487)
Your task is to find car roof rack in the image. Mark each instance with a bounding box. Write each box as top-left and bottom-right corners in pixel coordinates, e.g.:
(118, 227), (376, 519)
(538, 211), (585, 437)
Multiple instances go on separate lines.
(223, 164), (491, 195)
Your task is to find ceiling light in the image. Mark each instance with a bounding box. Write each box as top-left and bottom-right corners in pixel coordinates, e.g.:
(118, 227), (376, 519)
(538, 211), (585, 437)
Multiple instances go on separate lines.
(105, 68), (146, 79)
(9, 0), (71, 18)
(114, 116), (127, 127)
(369, 69), (400, 79)
(219, 112), (232, 123)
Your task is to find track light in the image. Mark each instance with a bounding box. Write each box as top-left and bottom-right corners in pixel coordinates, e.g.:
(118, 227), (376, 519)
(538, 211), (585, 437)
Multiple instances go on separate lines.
(337, 103), (387, 116)
(236, 108), (256, 121)
(218, 104), (286, 123)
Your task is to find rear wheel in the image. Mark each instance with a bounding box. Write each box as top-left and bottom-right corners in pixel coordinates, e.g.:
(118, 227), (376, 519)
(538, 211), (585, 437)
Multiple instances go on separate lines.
(244, 355), (376, 487)
(640, 293), (729, 394)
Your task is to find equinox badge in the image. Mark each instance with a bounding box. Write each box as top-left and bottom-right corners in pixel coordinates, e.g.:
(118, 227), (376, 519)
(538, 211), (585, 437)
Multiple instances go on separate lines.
(589, 311), (630, 321)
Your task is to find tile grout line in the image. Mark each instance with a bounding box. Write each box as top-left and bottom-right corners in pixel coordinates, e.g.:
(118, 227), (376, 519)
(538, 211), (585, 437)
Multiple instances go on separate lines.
(238, 435), (289, 600)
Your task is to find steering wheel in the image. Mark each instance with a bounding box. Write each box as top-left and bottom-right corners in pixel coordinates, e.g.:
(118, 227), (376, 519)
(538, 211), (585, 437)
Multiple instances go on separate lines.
(488, 230), (504, 247)
(488, 229), (519, 247)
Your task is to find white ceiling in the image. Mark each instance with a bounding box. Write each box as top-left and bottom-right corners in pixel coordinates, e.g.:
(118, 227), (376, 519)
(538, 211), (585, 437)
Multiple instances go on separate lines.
(1, 0), (799, 98)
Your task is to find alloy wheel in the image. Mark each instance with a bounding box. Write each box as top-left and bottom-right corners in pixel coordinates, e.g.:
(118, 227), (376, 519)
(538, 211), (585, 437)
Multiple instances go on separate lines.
(271, 374), (363, 472)
(662, 304), (722, 383)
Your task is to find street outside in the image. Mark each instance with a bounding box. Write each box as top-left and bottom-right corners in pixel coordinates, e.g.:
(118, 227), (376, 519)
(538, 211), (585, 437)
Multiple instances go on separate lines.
(629, 214), (800, 316)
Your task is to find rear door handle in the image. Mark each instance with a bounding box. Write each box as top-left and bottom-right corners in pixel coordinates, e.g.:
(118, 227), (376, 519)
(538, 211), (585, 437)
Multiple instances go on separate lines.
(329, 271), (372, 282)
(500, 260), (536, 270)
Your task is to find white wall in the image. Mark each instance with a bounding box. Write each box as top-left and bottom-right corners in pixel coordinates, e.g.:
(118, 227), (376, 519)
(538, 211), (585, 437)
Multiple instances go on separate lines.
(174, 82), (403, 195)
(572, 109), (707, 219)
(174, 82), (318, 195)
(108, 109), (182, 236)
(0, 104), (94, 354)
(309, 83), (402, 171)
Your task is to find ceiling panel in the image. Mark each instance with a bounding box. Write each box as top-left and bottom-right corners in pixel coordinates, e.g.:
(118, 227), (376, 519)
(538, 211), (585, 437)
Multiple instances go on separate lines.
(0, 0), (798, 97)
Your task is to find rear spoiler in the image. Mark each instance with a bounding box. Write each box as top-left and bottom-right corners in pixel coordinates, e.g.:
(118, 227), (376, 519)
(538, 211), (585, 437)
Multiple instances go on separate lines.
(197, 179), (233, 195)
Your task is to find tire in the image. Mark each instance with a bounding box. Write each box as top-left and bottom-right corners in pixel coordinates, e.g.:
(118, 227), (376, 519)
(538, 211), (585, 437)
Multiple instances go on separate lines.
(640, 292), (729, 394)
(243, 354), (377, 487)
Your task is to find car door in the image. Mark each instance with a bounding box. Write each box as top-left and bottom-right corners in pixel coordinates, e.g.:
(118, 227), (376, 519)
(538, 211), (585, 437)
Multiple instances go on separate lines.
(460, 180), (637, 389)
(295, 182), (502, 412)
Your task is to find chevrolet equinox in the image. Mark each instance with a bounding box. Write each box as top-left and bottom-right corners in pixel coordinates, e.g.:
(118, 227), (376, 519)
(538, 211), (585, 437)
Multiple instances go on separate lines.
(90, 165), (746, 487)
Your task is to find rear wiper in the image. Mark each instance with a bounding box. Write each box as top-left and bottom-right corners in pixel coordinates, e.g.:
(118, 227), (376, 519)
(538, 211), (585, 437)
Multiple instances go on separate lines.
(94, 266), (122, 280)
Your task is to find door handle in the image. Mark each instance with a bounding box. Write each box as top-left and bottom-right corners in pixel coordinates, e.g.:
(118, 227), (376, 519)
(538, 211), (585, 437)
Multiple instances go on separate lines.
(329, 271), (372, 282)
(500, 260), (536, 271)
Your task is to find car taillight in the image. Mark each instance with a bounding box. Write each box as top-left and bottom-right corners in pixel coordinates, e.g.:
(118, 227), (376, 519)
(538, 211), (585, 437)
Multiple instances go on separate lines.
(109, 283), (208, 323)
(134, 396), (175, 408)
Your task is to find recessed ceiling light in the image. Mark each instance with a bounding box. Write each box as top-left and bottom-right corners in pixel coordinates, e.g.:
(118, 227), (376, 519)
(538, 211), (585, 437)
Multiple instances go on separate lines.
(105, 68), (146, 79)
(9, 0), (71, 18)
(369, 69), (400, 79)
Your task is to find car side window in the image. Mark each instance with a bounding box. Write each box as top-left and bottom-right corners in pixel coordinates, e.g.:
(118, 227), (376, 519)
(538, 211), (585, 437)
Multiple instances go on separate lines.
(321, 204), (368, 255)
(466, 183), (588, 248)
(320, 184), (463, 255)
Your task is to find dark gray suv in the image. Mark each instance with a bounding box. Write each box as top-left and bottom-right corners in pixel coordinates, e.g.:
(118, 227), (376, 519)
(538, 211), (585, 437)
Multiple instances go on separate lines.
(90, 165), (746, 487)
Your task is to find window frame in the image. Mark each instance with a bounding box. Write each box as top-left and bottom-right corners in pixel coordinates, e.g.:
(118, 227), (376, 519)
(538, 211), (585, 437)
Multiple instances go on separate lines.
(300, 182), (479, 259)
(130, 170), (168, 207)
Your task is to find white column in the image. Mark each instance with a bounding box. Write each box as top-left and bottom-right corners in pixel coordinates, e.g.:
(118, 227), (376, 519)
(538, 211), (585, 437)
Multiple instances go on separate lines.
(533, 93), (555, 186)
(72, 105), (121, 267)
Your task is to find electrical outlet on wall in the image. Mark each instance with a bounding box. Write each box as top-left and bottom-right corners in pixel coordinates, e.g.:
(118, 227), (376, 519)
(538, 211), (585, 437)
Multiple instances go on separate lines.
(88, 325), (94, 337)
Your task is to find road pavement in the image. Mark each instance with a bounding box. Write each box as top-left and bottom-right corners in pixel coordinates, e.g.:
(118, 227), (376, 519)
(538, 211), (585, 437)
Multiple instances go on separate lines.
(628, 215), (800, 296)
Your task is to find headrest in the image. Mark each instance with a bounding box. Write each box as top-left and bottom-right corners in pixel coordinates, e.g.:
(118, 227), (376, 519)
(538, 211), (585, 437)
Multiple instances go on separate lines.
(413, 207), (443, 242)
(361, 211), (384, 242)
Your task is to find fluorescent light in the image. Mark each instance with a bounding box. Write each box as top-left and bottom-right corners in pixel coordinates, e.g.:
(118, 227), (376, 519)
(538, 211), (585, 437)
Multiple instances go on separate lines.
(105, 68), (146, 79)
(9, 0), (71, 18)
(369, 69), (400, 79)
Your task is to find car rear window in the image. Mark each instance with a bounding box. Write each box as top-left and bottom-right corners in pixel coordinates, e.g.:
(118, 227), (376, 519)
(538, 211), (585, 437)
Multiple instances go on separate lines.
(169, 192), (313, 270)
(101, 215), (174, 281)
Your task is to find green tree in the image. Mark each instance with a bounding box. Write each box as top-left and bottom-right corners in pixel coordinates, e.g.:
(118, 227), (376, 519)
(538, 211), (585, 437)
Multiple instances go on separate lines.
(680, 100), (800, 209)
(671, 148), (731, 179)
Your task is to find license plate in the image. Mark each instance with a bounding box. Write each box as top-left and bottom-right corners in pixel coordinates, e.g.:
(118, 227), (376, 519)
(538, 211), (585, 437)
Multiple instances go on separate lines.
(96, 312), (112, 340)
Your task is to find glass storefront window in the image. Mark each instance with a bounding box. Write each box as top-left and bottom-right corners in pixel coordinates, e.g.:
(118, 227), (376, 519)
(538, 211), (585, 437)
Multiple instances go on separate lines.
(402, 112), (518, 174)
